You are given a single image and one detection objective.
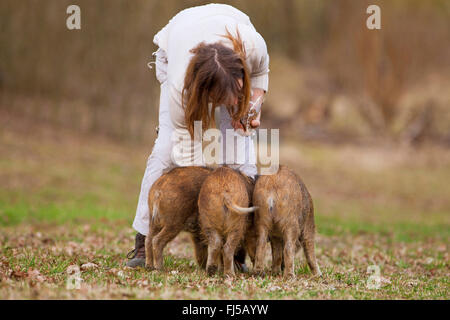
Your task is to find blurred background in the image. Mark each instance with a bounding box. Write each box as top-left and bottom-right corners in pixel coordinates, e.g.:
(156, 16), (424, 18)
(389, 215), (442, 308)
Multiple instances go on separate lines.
(0, 0), (449, 236)
(1, 0), (449, 144)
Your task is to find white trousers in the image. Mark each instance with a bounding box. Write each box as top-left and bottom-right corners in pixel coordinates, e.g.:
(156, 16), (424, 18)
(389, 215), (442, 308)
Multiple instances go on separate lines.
(132, 48), (257, 236)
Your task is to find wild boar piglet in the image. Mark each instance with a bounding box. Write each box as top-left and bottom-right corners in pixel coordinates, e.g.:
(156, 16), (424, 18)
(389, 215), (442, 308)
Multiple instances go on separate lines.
(145, 166), (211, 271)
(252, 165), (321, 278)
(198, 167), (257, 277)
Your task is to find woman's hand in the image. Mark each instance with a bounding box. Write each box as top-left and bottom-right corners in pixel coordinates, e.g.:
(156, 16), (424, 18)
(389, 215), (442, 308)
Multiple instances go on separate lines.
(231, 113), (258, 130)
(248, 88), (265, 128)
(250, 117), (261, 128)
(231, 88), (265, 133)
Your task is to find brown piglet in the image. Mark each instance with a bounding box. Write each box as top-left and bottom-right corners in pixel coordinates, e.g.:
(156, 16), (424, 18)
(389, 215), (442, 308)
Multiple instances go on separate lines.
(145, 166), (211, 271)
(198, 166), (257, 277)
(252, 165), (321, 278)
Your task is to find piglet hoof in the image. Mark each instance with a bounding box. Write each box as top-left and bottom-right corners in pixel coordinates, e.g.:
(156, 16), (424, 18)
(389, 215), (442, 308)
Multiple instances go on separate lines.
(224, 272), (235, 279)
(253, 269), (266, 277)
(313, 270), (323, 278)
(207, 265), (217, 276)
(144, 265), (154, 272)
(271, 268), (282, 276)
(283, 272), (295, 280)
(316, 266), (323, 278)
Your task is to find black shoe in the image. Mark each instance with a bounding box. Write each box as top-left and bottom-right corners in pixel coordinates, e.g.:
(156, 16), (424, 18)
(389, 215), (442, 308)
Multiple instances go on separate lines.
(126, 233), (146, 268)
(234, 261), (249, 273)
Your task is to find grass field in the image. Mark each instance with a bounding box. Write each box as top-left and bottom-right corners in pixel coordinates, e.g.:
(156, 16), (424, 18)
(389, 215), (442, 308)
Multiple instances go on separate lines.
(0, 112), (448, 299)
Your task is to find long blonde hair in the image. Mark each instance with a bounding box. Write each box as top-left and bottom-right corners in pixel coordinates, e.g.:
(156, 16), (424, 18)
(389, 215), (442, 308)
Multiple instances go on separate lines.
(182, 27), (251, 138)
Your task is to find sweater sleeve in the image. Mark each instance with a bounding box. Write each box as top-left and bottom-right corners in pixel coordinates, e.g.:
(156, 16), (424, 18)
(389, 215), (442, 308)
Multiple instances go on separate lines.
(247, 29), (270, 92)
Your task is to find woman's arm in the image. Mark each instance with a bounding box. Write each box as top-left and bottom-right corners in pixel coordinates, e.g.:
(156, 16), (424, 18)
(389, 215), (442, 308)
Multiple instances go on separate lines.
(246, 27), (269, 129)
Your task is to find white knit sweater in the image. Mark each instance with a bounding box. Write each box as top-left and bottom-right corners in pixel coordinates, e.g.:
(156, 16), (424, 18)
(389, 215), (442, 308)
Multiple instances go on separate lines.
(153, 3), (270, 132)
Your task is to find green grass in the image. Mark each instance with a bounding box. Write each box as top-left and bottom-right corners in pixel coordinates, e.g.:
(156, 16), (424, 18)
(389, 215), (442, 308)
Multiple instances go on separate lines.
(315, 214), (449, 242)
(0, 199), (130, 226)
(0, 116), (448, 299)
